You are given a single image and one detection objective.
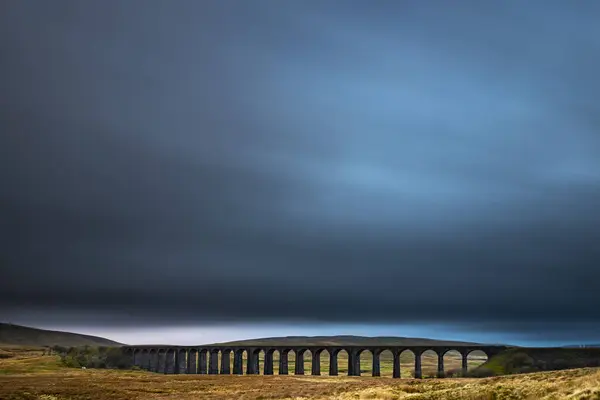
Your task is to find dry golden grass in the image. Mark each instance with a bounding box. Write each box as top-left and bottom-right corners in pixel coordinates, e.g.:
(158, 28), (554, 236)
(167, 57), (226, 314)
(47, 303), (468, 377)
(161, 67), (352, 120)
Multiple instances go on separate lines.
(2, 349), (599, 400)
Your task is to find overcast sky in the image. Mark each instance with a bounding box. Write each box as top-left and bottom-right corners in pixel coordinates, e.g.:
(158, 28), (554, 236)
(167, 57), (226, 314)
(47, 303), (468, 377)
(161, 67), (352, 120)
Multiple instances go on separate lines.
(1, 0), (600, 346)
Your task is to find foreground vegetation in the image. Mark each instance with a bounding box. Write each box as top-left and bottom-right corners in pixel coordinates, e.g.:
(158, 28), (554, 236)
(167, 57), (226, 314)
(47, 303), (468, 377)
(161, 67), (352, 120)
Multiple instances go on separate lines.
(2, 347), (600, 399)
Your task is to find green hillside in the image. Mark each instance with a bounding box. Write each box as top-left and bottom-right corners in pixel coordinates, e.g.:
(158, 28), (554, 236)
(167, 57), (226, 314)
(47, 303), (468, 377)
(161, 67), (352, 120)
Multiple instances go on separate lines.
(475, 347), (600, 376)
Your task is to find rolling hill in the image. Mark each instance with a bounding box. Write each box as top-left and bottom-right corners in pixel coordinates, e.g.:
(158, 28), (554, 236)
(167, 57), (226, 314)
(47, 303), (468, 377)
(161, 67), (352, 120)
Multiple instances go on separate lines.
(212, 335), (488, 347)
(0, 323), (122, 347)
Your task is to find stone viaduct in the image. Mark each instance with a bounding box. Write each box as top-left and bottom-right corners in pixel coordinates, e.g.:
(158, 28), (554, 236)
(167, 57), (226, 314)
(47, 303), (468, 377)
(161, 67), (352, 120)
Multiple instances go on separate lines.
(123, 345), (508, 378)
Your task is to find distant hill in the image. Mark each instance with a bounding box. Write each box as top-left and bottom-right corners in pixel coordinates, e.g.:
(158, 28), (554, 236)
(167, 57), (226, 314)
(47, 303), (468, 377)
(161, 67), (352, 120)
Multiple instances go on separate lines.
(212, 335), (488, 347)
(0, 323), (122, 347)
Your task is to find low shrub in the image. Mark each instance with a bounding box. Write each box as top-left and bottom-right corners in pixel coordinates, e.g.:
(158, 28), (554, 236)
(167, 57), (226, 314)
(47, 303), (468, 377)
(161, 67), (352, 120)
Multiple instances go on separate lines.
(56, 346), (132, 370)
(466, 367), (496, 378)
(444, 368), (464, 378)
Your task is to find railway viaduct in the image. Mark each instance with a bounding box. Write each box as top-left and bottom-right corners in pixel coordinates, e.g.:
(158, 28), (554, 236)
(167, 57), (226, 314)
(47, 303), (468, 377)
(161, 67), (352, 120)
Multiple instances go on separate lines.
(122, 344), (508, 378)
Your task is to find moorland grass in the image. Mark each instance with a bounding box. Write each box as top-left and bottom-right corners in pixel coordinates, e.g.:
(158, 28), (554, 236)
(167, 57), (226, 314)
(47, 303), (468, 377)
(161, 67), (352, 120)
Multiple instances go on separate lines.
(2, 347), (599, 399)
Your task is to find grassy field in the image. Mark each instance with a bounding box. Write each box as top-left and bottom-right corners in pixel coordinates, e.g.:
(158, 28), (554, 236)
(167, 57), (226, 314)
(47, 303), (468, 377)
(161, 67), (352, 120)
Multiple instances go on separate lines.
(2, 347), (600, 399)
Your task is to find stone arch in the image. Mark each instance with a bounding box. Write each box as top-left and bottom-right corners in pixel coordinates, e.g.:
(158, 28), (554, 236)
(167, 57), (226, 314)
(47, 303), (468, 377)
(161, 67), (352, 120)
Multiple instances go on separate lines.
(293, 348), (309, 375)
(133, 348), (142, 368)
(278, 348), (292, 375)
(399, 348), (416, 378)
(378, 349), (394, 377)
(310, 348), (326, 376)
(303, 348), (314, 375)
(197, 349), (208, 374)
(269, 349), (282, 375)
(419, 348), (438, 378)
(187, 348), (197, 374)
(146, 348), (156, 371)
(355, 348), (373, 376)
(131, 348), (141, 367)
(467, 348), (490, 359)
(164, 348), (176, 374)
(264, 348), (276, 375)
(465, 349), (488, 373)
(328, 348), (350, 376)
(251, 348), (263, 375)
(176, 348), (187, 374)
(319, 348), (331, 375)
(441, 349), (462, 378)
(243, 348), (254, 375)
(207, 349), (219, 374)
(157, 349), (166, 373)
(232, 349), (245, 375)
(138, 349), (149, 371)
(327, 348), (341, 376)
(146, 349), (157, 372)
(220, 348), (233, 374)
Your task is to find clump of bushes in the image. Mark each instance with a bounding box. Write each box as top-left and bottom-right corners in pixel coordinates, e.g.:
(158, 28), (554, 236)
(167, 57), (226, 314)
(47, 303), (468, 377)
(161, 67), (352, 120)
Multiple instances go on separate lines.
(444, 368), (464, 378)
(466, 366), (496, 377)
(54, 345), (132, 369)
(505, 352), (536, 374)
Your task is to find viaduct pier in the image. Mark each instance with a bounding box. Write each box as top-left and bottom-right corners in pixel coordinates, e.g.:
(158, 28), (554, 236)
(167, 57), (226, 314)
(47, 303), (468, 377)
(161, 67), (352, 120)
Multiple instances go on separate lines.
(123, 344), (508, 378)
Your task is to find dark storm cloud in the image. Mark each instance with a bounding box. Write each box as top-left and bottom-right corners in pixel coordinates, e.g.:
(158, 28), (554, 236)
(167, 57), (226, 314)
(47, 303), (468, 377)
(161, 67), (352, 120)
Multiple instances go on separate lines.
(2, 1), (600, 338)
